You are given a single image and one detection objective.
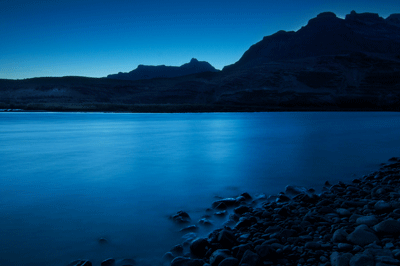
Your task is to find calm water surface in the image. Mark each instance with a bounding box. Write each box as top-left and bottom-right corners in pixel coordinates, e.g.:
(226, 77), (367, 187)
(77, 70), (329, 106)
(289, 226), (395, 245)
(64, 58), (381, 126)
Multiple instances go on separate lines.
(0, 112), (399, 265)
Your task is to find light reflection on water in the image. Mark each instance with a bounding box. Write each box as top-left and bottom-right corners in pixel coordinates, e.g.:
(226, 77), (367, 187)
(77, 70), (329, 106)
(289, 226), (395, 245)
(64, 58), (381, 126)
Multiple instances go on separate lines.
(0, 112), (400, 265)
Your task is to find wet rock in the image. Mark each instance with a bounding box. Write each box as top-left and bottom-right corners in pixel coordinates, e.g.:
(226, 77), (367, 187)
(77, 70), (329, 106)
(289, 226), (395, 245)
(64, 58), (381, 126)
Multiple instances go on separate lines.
(120, 258), (136, 266)
(172, 211), (191, 223)
(67, 260), (92, 266)
(219, 257), (239, 266)
(182, 232), (197, 245)
(232, 243), (252, 260)
(198, 218), (213, 226)
(374, 200), (392, 213)
(349, 253), (374, 266)
(332, 229), (349, 243)
(214, 210), (227, 216)
(101, 258), (115, 266)
(276, 194), (290, 203)
(336, 208), (352, 217)
(338, 243), (353, 252)
(330, 252), (353, 266)
(212, 198), (237, 209)
(240, 192), (252, 200)
(218, 229), (237, 249)
(239, 250), (260, 266)
(254, 243), (277, 260)
(373, 219), (400, 235)
(180, 225), (198, 232)
(305, 242), (322, 250)
(356, 215), (379, 227)
(210, 249), (231, 266)
(170, 257), (204, 266)
(98, 237), (108, 244)
(162, 252), (175, 263)
(234, 206), (251, 215)
(171, 245), (184, 256)
(347, 225), (379, 246)
(190, 238), (209, 258)
(285, 185), (308, 196)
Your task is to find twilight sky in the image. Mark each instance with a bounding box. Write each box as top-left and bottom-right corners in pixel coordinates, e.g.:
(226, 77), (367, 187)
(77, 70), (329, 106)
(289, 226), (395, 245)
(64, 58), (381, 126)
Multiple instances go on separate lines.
(1, 0), (399, 79)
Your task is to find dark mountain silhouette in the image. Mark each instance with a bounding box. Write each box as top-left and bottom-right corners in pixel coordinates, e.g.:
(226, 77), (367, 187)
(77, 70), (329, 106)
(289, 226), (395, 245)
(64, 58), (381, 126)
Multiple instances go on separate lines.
(1, 11), (400, 112)
(223, 11), (400, 71)
(107, 58), (219, 80)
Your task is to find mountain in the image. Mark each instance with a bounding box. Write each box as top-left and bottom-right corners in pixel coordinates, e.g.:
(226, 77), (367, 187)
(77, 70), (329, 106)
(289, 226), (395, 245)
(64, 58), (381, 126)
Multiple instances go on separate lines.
(1, 11), (399, 112)
(223, 11), (400, 71)
(107, 58), (219, 80)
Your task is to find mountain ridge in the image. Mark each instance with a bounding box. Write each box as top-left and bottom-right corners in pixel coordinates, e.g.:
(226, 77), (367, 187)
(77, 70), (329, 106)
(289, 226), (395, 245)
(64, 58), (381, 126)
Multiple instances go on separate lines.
(107, 58), (219, 81)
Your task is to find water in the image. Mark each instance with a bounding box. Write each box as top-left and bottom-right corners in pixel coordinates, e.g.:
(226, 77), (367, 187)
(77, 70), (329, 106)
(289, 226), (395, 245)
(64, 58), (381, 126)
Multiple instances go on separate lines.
(0, 112), (399, 265)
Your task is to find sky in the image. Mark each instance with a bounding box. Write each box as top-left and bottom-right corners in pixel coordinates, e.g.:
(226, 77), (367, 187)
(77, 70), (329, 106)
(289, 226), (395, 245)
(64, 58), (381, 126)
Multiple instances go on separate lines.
(1, 0), (399, 79)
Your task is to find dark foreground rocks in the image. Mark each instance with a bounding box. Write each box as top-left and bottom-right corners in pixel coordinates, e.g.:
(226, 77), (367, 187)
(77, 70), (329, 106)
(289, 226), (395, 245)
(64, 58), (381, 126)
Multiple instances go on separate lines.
(164, 158), (400, 266)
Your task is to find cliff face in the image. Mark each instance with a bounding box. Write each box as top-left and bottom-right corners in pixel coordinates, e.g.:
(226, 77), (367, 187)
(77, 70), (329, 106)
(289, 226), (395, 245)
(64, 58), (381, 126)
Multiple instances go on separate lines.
(223, 11), (400, 72)
(107, 58), (219, 81)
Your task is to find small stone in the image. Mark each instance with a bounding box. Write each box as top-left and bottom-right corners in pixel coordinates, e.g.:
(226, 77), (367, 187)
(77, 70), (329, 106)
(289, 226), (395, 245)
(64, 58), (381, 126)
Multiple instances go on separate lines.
(349, 253), (374, 266)
(218, 229), (237, 249)
(162, 252), (175, 263)
(190, 238), (209, 258)
(338, 243), (353, 251)
(100, 258), (115, 266)
(305, 242), (322, 250)
(171, 257), (204, 266)
(180, 225), (198, 232)
(172, 211), (191, 223)
(356, 216), (379, 227)
(67, 260), (92, 266)
(374, 201), (392, 213)
(219, 257), (239, 266)
(330, 252), (353, 266)
(347, 225), (379, 246)
(239, 250), (260, 266)
(254, 243), (277, 260)
(198, 218), (213, 226)
(373, 219), (400, 235)
(234, 206), (251, 215)
(120, 259), (135, 266)
(210, 249), (231, 266)
(337, 208), (352, 217)
(332, 229), (348, 243)
(171, 244), (184, 256)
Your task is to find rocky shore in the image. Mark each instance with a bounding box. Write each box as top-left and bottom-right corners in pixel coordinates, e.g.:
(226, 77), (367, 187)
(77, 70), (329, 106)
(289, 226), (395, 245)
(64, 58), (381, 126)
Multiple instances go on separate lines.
(68, 158), (400, 266)
(163, 158), (400, 266)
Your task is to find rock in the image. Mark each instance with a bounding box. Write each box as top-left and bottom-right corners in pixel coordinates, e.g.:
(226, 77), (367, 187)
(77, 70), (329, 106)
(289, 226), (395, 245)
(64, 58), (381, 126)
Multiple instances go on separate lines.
(349, 253), (374, 266)
(338, 243), (353, 252)
(214, 202), (228, 210)
(190, 238), (209, 258)
(210, 249), (231, 266)
(162, 252), (175, 263)
(67, 260), (92, 266)
(171, 257), (204, 266)
(347, 225), (379, 246)
(214, 210), (227, 216)
(232, 243), (252, 260)
(337, 208), (352, 217)
(319, 206), (336, 214)
(240, 192), (252, 200)
(182, 233), (197, 245)
(212, 198), (237, 209)
(239, 250), (260, 266)
(305, 242), (322, 250)
(98, 237), (108, 244)
(172, 211), (191, 223)
(234, 206), (251, 215)
(373, 219), (400, 235)
(235, 217), (256, 230)
(285, 185), (308, 196)
(180, 225), (198, 232)
(330, 252), (353, 266)
(219, 258), (239, 266)
(171, 244), (184, 256)
(254, 243), (278, 260)
(356, 216), (379, 227)
(101, 258), (115, 266)
(120, 259), (135, 266)
(276, 194), (290, 202)
(198, 218), (213, 226)
(332, 229), (349, 243)
(374, 200), (392, 213)
(218, 229), (237, 249)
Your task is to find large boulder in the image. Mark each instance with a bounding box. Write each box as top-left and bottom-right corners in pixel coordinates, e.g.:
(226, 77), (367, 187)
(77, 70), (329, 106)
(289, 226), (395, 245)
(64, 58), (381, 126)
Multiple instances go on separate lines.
(347, 225), (379, 246)
(373, 219), (400, 235)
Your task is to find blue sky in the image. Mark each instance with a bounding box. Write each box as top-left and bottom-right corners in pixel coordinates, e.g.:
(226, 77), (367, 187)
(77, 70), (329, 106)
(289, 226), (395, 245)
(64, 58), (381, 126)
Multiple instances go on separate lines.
(1, 0), (399, 79)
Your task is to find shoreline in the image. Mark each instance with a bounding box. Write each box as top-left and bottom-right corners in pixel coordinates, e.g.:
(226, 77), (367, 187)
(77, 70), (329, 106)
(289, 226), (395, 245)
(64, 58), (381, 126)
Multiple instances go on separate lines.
(69, 157), (400, 266)
(161, 158), (400, 266)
